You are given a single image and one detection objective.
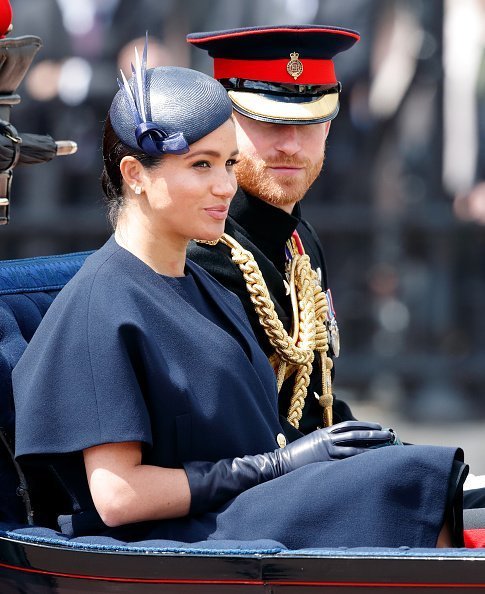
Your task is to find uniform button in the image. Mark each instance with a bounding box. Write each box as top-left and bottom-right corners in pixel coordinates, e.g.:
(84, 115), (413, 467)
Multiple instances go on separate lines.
(276, 433), (287, 448)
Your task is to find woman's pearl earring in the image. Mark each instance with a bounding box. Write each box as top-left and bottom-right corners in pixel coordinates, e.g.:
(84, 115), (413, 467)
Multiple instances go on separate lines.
(134, 185), (142, 195)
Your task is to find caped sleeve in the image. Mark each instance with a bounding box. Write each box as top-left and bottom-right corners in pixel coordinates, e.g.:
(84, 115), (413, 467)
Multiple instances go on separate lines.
(12, 258), (152, 459)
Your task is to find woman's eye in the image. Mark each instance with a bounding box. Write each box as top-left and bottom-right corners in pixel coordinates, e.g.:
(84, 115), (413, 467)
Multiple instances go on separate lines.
(226, 159), (239, 167)
(193, 160), (210, 168)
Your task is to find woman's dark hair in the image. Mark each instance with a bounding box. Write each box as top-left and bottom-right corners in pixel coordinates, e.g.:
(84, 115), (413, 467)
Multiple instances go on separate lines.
(101, 114), (163, 229)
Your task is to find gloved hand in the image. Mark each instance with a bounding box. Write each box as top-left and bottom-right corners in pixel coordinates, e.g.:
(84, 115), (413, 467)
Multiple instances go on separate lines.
(185, 421), (394, 515)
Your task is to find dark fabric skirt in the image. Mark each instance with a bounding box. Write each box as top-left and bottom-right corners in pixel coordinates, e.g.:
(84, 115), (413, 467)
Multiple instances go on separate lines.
(100, 445), (466, 549)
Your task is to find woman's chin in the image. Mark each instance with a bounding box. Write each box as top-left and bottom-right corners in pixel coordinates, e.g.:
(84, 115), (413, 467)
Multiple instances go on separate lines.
(192, 234), (222, 244)
(192, 226), (225, 244)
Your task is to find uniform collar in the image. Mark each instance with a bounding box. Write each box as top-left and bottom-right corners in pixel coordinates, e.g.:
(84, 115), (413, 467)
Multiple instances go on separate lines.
(228, 189), (301, 271)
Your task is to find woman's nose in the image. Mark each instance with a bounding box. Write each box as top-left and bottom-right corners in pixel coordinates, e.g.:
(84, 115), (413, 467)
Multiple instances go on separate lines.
(213, 170), (236, 198)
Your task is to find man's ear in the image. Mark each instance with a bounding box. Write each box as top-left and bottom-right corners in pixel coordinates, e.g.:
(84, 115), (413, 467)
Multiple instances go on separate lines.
(324, 120), (331, 139)
(120, 156), (144, 192)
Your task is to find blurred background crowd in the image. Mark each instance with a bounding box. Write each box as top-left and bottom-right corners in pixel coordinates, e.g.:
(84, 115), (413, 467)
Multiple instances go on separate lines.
(1, 0), (484, 469)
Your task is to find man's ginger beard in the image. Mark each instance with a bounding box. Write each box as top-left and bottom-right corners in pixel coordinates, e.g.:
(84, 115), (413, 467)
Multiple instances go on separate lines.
(235, 152), (324, 207)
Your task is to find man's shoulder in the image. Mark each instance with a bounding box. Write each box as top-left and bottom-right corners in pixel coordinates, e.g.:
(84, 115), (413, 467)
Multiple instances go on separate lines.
(187, 238), (234, 274)
(187, 216), (260, 274)
(296, 217), (328, 288)
(297, 217), (323, 249)
(187, 236), (250, 301)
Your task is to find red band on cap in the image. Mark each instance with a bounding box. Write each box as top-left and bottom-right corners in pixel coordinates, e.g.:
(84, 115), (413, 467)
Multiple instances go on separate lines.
(0, 0), (13, 38)
(214, 57), (337, 85)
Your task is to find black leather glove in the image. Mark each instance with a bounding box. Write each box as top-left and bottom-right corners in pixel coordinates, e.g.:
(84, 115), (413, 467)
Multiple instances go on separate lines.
(185, 421), (394, 515)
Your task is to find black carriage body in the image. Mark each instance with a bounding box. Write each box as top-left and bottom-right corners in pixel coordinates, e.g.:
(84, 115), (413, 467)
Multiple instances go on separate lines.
(1, 533), (485, 593)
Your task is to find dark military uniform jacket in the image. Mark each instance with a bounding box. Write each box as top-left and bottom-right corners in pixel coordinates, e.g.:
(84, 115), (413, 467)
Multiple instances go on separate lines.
(187, 189), (355, 440)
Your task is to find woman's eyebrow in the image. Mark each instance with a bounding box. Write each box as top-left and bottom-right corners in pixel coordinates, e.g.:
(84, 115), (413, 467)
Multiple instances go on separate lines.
(184, 149), (239, 159)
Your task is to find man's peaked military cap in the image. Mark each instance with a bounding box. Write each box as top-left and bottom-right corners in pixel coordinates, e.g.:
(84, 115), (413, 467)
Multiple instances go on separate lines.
(187, 25), (360, 125)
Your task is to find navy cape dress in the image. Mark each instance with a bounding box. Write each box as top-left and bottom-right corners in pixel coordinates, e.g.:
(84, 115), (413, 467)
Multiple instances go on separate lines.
(12, 237), (465, 548)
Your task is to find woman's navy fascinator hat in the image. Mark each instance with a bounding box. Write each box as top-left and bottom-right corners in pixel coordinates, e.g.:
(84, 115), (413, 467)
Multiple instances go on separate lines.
(110, 35), (233, 156)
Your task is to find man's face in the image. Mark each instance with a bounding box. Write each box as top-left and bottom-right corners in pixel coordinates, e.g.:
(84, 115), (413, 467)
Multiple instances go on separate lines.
(233, 112), (330, 210)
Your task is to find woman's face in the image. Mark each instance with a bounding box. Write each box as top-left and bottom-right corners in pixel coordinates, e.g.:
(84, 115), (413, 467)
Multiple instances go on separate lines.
(140, 119), (238, 244)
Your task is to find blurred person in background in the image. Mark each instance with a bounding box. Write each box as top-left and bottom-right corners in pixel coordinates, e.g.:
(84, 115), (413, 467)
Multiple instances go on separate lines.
(8, 0), (181, 256)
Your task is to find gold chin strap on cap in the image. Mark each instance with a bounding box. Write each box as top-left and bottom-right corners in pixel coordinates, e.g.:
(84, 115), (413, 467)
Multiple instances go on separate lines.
(216, 233), (334, 429)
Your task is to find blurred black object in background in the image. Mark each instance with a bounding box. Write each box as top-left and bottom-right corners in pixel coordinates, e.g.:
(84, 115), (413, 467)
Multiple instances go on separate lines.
(0, 29), (76, 224)
(0, 131), (76, 171)
(0, 33), (42, 224)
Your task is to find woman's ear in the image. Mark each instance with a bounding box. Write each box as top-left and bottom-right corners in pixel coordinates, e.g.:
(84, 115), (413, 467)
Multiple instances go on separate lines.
(120, 156), (145, 195)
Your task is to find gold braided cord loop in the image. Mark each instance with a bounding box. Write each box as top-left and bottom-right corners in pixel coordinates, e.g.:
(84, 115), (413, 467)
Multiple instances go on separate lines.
(219, 233), (334, 429)
(221, 235), (315, 364)
(313, 275), (334, 425)
(285, 255), (315, 428)
(287, 362), (313, 428)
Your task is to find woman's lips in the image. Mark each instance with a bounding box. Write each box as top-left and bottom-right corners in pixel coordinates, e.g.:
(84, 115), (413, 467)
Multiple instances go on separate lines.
(204, 206), (229, 220)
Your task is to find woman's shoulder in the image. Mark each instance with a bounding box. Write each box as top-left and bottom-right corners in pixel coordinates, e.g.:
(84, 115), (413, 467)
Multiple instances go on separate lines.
(70, 236), (125, 286)
(39, 237), (138, 321)
(61, 237), (151, 295)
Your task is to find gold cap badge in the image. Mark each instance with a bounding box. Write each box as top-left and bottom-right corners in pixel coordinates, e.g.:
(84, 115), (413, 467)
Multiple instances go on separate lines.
(286, 52), (303, 80)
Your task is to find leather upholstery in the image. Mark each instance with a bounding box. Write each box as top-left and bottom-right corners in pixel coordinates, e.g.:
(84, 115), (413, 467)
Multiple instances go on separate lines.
(0, 251), (90, 523)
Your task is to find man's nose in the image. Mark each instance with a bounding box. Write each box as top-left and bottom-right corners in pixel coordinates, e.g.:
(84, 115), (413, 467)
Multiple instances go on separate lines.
(273, 125), (301, 156)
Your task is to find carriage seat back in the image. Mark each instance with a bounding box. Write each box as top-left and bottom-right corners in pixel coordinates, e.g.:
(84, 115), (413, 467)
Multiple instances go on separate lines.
(0, 251), (91, 524)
